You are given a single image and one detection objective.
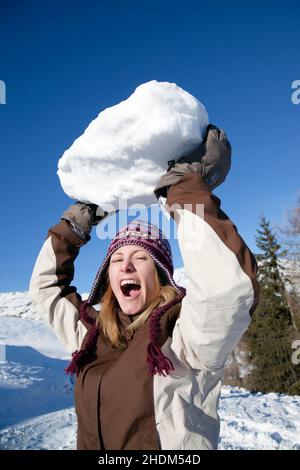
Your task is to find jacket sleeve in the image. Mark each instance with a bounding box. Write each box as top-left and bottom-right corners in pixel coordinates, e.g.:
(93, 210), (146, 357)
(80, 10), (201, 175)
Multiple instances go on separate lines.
(165, 172), (259, 371)
(29, 219), (89, 353)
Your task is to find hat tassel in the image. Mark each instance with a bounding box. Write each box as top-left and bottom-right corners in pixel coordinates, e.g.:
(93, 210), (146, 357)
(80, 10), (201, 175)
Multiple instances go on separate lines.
(147, 342), (175, 376)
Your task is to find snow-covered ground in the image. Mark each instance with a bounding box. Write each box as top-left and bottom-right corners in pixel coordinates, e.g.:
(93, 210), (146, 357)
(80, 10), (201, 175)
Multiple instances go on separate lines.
(0, 290), (300, 450)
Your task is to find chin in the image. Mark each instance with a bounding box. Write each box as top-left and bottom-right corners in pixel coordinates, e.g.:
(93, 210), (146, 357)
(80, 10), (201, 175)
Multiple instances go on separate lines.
(119, 300), (144, 316)
(122, 306), (142, 315)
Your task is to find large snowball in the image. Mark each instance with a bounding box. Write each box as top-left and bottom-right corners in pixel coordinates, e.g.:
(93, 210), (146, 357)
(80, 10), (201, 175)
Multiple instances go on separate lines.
(57, 80), (208, 210)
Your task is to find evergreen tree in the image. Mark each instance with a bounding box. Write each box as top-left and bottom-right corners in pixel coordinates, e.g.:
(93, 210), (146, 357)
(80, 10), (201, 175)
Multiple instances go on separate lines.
(247, 216), (300, 395)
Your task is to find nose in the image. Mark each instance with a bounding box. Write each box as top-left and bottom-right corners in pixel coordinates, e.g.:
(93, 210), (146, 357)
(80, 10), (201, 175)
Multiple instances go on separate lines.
(120, 258), (135, 272)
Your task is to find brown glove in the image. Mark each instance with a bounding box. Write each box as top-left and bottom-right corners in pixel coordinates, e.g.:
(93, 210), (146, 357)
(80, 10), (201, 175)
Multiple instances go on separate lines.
(61, 202), (108, 240)
(154, 124), (231, 199)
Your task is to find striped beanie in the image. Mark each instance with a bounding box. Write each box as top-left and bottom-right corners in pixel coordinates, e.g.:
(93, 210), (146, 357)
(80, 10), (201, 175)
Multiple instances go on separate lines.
(65, 220), (186, 377)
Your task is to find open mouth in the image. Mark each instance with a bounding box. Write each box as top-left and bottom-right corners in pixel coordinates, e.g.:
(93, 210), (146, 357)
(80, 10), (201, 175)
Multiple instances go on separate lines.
(120, 280), (142, 298)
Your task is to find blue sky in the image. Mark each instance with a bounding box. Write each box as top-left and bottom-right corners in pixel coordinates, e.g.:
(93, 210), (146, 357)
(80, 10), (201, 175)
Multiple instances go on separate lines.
(0, 0), (299, 292)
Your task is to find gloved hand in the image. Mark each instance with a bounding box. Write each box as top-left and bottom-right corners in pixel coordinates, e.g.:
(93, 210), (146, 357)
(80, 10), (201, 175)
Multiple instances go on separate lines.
(154, 124), (231, 199)
(61, 202), (109, 240)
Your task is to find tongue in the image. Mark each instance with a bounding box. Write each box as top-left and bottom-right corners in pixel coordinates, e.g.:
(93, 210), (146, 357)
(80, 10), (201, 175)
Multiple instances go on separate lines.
(128, 286), (140, 298)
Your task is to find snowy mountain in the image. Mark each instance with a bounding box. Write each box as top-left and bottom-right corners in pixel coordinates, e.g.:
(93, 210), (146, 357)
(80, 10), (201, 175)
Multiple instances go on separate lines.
(0, 281), (300, 450)
(280, 257), (300, 296)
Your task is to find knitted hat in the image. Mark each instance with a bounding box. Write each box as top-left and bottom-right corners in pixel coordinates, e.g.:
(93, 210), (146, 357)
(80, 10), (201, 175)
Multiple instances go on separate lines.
(65, 220), (186, 377)
(89, 219), (185, 303)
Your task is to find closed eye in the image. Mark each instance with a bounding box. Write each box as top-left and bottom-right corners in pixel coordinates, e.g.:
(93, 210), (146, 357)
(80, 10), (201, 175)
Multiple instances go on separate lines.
(111, 257), (147, 262)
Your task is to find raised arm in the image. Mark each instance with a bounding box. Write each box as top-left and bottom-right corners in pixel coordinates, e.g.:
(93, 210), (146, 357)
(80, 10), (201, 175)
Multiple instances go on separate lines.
(29, 203), (106, 352)
(166, 168), (259, 371)
(154, 126), (259, 371)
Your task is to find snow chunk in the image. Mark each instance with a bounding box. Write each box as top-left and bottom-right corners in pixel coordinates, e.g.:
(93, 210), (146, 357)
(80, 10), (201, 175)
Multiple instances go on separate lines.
(57, 80), (208, 209)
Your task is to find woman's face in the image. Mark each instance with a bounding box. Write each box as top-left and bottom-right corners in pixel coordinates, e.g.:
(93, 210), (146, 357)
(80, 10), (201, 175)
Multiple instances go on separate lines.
(108, 245), (159, 315)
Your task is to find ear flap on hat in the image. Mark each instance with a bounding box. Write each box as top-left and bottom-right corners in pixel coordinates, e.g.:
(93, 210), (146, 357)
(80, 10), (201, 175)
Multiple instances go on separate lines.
(156, 265), (170, 287)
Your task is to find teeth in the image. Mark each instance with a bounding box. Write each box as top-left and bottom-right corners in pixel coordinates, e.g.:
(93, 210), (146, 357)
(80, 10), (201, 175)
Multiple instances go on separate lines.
(120, 279), (141, 286)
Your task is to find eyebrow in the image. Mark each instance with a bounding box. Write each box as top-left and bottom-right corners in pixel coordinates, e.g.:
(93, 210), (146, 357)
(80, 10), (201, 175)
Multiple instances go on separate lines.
(111, 249), (146, 257)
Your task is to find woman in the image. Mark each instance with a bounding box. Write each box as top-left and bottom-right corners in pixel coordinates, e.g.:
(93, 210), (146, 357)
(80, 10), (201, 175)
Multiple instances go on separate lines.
(29, 125), (259, 450)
